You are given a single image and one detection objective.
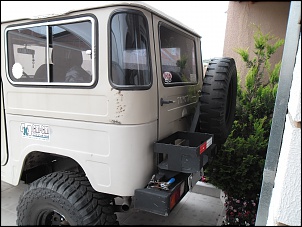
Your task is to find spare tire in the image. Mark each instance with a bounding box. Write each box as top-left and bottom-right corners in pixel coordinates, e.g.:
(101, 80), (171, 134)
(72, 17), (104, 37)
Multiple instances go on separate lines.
(199, 57), (237, 145)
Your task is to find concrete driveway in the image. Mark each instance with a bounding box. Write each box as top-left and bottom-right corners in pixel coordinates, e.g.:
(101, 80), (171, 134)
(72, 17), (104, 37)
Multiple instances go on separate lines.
(1, 180), (225, 226)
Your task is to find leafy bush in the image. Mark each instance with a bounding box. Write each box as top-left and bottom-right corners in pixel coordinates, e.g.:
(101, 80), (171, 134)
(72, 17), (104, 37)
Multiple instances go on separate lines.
(204, 25), (284, 225)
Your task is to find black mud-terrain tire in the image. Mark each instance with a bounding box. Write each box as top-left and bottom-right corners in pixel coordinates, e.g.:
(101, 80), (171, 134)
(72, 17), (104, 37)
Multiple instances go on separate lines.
(199, 57), (237, 145)
(16, 171), (118, 226)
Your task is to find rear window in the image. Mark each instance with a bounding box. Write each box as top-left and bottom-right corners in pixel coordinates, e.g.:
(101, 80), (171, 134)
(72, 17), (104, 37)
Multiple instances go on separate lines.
(5, 16), (95, 86)
(159, 24), (198, 86)
(110, 11), (151, 89)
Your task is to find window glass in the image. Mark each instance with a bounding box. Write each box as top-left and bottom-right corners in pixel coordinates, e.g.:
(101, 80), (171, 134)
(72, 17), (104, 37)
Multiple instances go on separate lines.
(159, 25), (197, 85)
(6, 18), (93, 85)
(7, 26), (47, 82)
(110, 12), (151, 88)
(52, 22), (92, 83)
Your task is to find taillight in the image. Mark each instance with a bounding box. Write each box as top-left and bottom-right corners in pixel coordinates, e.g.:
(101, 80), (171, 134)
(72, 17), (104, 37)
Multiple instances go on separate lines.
(200, 137), (213, 154)
(170, 182), (185, 210)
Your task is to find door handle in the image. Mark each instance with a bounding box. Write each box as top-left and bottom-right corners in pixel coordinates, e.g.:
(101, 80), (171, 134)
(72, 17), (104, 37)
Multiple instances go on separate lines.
(160, 98), (175, 106)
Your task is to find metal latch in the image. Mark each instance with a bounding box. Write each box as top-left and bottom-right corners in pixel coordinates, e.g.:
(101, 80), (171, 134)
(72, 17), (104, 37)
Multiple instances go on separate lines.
(160, 98), (175, 106)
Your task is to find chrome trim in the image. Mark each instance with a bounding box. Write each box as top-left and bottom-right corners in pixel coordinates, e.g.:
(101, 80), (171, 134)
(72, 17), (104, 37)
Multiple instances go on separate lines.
(4, 16), (96, 87)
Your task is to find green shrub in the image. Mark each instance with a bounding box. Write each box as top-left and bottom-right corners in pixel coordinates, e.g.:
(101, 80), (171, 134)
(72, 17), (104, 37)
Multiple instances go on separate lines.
(204, 24), (284, 199)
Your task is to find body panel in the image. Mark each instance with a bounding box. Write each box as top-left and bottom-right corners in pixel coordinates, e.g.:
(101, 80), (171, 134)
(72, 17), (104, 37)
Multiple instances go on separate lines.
(1, 80), (8, 165)
(2, 114), (157, 196)
(1, 6), (158, 196)
(1, 5), (203, 197)
(152, 15), (202, 139)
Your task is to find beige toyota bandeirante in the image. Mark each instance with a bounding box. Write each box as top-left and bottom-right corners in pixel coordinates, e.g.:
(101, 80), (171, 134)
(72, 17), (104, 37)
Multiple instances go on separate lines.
(1, 1), (237, 225)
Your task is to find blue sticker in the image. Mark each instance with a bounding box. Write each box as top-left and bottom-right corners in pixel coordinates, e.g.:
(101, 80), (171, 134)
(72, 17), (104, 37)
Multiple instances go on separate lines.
(20, 123), (50, 141)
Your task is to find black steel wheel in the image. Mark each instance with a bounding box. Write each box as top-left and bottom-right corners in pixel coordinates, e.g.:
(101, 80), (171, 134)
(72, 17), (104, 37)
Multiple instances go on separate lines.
(16, 171), (118, 225)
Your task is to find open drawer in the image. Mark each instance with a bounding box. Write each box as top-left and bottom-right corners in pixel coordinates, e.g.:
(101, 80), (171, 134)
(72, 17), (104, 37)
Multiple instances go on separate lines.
(154, 131), (217, 173)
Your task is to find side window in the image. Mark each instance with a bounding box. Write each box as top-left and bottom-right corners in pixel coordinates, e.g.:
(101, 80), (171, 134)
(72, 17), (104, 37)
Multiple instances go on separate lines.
(52, 22), (92, 83)
(159, 24), (197, 86)
(7, 26), (47, 82)
(110, 11), (151, 88)
(6, 17), (94, 85)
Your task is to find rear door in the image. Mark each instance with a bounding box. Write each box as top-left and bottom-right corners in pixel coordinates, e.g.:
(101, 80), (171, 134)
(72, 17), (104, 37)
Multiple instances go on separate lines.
(152, 15), (201, 139)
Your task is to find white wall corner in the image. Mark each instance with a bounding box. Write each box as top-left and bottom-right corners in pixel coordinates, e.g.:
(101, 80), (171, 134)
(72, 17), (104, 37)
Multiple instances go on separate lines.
(288, 34), (301, 123)
(267, 115), (301, 226)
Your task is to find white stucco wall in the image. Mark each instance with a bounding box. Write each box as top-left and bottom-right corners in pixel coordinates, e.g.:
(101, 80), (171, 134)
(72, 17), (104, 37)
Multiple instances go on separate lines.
(267, 35), (301, 226)
(288, 36), (302, 124)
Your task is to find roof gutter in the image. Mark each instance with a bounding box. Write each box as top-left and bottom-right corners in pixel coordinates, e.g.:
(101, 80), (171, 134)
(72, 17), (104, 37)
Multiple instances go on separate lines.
(1, 1), (201, 38)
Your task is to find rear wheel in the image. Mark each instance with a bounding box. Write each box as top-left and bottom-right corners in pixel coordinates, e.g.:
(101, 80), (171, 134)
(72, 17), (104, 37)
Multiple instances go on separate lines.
(16, 171), (118, 225)
(199, 57), (237, 145)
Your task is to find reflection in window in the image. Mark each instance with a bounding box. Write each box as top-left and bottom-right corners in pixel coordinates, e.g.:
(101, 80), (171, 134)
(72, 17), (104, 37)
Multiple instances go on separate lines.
(110, 12), (151, 87)
(159, 25), (197, 85)
(6, 19), (93, 85)
(7, 26), (47, 82)
(52, 22), (92, 83)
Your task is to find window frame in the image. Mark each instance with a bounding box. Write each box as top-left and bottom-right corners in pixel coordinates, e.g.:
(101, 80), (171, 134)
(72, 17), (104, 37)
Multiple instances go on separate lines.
(5, 15), (97, 87)
(108, 9), (152, 90)
(158, 22), (198, 87)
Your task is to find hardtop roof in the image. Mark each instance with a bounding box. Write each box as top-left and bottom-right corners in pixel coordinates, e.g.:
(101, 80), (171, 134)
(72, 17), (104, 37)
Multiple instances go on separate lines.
(1, 1), (201, 38)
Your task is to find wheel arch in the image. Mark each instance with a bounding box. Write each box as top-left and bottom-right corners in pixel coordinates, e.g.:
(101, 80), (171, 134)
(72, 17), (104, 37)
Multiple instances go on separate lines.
(20, 151), (82, 184)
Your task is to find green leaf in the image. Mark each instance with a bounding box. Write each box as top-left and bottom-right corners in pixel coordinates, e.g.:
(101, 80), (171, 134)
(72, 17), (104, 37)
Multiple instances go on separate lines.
(206, 24), (284, 199)
(234, 48), (250, 63)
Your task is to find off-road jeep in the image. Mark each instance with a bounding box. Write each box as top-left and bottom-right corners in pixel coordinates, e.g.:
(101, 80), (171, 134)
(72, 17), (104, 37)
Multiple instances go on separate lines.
(1, 2), (237, 225)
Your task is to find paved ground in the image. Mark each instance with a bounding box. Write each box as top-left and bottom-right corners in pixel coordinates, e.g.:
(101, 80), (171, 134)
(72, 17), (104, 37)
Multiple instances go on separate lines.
(1, 180), (225, 226)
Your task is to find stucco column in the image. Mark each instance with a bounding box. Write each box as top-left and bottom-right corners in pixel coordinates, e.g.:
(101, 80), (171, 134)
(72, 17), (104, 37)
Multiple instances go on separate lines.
(266, 34), (301, 226)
